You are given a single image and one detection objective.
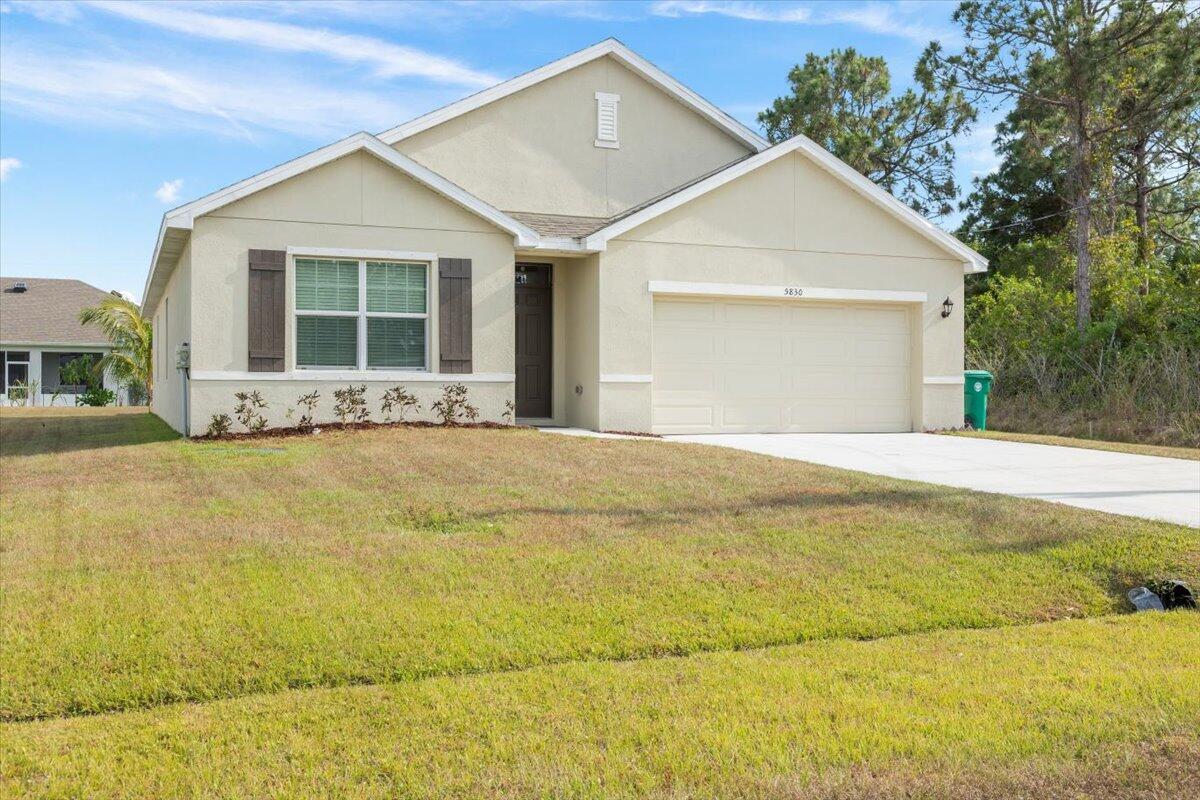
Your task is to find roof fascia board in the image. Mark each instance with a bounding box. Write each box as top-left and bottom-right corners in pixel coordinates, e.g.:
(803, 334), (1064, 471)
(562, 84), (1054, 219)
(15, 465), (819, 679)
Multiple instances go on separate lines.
(585, 135), (988, 274)
(377, 39), (768, 152)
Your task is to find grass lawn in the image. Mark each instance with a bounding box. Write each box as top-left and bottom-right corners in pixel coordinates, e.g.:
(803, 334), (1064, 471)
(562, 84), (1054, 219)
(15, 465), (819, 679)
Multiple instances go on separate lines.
(2, 408), (1197, 797)
(6, 616), (1198, 799)
(944, 427), (1200, 461)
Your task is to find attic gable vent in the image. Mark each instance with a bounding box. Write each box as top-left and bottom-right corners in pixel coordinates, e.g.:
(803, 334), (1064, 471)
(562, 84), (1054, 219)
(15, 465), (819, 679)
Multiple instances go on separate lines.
(594, 92), (620, 149)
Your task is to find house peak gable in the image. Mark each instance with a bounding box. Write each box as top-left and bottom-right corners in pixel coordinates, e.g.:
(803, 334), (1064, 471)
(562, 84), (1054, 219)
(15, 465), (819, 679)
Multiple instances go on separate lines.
(377, 38), (768, 153)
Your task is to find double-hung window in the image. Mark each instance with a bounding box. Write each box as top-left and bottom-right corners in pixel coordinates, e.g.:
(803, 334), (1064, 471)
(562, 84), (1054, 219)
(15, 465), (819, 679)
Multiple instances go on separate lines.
(294, 257), (428, 370)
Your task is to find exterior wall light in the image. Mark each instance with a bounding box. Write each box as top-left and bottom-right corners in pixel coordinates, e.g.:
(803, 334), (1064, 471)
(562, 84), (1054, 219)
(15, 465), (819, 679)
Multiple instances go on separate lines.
(941, 297), (954, 318)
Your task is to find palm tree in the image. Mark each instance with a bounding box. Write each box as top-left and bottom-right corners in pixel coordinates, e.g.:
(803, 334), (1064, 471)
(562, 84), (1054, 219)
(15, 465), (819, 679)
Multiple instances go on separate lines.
(79, 295), (154, 404)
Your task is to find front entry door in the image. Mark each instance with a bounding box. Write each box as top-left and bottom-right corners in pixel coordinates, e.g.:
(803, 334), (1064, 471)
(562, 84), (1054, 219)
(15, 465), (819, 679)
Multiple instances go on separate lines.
(515, 263), (552, 418)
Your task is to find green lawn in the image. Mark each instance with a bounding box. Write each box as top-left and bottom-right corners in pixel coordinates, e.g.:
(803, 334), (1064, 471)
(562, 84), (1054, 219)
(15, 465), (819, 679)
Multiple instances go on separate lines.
(945, 427), (1200, 461)
(1, 408), (1197, 797)
(6, 616), (1197, 799)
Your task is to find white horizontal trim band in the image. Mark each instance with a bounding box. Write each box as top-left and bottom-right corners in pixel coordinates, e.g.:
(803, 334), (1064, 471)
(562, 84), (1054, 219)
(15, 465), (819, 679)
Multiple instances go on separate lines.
(647, 281), (927, 304)
(0, 341), (112, 349)
(191, 371), (514, 383)
(924, 375), (966, 385)
(287, 247), (437, 262)
(600, 373), (653, 383)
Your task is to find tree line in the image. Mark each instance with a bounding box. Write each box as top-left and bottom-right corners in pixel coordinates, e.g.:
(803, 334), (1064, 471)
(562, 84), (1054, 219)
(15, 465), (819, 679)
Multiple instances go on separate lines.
(760, 0), (1198, 444)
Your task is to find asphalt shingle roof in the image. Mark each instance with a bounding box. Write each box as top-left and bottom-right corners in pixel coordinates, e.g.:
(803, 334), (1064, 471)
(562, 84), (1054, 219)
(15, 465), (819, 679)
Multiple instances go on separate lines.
(504, 212), (611, 238)
(0, 277), (115, 346)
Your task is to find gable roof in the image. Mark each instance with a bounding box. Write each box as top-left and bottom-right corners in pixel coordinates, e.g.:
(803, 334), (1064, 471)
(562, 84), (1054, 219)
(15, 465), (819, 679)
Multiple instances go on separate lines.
(142, 132), (539, 314)
(583, 134), (989, 274)
(1, 277), (116, 347)
(377, 38), (769, 153)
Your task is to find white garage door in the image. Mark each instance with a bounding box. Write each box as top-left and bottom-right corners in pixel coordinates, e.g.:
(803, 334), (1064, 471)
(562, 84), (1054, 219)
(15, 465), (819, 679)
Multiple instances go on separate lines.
(652, 298), (912, 434)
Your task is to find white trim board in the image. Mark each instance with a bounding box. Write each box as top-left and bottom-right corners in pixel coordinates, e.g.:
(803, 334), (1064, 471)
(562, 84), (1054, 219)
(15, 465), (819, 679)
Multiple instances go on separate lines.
(587, 135), (988, 275)
(142, 132), (539, 314)
(287, 247), (438, 262)
(190, 371), (515, 383)
(378, 38), (767, 152)
(648, 281), (928, 304)
(924, 375), (967, 385)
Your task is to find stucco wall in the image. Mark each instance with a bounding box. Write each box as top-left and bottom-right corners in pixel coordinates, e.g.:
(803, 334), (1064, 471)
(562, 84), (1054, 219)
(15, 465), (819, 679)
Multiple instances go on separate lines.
(190, 379), (512, 433)
(150, 238), (191, 431)
(170, 149), (517, 436)
(395, 56), (753, 218)
(559, 254), (600, 429)
(595, 151), (967, 432)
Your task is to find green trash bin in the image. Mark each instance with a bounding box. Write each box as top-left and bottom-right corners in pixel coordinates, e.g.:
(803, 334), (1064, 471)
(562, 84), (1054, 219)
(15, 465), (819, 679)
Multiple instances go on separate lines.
(964, 370), (993, 430)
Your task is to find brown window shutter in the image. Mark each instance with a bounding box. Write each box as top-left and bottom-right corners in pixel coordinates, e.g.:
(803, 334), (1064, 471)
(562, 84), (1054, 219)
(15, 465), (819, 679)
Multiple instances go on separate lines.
(248, 249), (286, 372)
(438, 257), (472, 374)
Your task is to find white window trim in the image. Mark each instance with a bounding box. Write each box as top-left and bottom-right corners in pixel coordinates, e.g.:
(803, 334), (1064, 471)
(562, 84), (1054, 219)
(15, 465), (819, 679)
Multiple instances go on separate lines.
(594, 91), (620, 149)
(291, 252), (433, 373)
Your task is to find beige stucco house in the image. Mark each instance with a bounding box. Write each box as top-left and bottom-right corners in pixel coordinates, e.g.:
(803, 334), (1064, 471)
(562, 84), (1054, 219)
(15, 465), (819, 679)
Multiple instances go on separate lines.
(142, 39), (986, 436)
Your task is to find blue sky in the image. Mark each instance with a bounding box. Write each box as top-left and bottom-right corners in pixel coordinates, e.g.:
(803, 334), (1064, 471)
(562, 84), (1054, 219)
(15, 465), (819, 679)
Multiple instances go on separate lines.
(0, 0), (1001, 301)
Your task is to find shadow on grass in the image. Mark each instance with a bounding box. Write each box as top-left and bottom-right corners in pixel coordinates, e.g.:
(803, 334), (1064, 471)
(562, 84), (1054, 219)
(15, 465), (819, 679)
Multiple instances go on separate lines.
(463, 488), (952, 527)
(0, 408), (179, 457)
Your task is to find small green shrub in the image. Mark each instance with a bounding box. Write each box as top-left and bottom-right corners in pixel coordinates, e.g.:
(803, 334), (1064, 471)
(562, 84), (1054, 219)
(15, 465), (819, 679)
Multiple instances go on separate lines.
(76, 386), (116, 407)
(296, 390), (320, 431)
(333, 385), (369, 424)
(233, 391), (268, 432)
(206, 413), (233, 437)
(380, 386), (420, 422)
(502, 399), (515, 425)
(432, 383), (479, 426)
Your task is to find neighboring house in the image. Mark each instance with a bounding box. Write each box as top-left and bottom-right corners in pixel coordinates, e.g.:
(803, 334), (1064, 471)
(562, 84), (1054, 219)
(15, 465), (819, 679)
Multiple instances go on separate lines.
(142, 38), (986, 436)
(0, 277), (127, 406)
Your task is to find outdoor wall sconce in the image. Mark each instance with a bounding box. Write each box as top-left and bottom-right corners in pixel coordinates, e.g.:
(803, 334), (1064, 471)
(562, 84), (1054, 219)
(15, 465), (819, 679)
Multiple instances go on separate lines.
(941, 297), (954, 318)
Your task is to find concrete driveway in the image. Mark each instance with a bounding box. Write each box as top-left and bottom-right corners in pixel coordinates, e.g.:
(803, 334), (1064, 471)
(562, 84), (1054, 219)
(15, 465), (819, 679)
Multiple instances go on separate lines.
(665, 433), (1200, 527)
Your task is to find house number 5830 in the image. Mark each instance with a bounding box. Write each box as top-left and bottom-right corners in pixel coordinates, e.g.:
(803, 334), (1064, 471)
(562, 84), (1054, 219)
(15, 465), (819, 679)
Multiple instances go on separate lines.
(784, 287), (804, 296)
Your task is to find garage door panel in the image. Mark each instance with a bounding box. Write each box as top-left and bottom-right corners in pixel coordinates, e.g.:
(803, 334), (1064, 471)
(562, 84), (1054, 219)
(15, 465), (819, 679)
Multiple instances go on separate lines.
(653, 298), (912, 434)
(721, 404), (785, 428)
(855, 335), (909, 366)
(655, 366), (715, 392)
(790, 333), (850, 364)
(855, 368), (909, 398)
(787, 401), (855, 430)
(854, 402), (911, 431)
(793, 367), (855, 399)
(653, 405), (714, 430)
(722, 302), (786, 326)
(854, 306), (909, 332)
(655, 331), (716, 359)
(722, 332), (784, 360)
(789, 305), (853, 330)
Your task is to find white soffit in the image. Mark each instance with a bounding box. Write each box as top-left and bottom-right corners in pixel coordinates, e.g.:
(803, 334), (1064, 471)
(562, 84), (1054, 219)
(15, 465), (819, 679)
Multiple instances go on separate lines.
(587, 135), (989, 275)
(377, 38), (769, 152)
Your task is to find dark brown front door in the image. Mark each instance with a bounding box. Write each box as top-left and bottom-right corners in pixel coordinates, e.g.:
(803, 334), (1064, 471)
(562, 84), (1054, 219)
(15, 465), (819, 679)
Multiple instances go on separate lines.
(515, 264), (552, 418)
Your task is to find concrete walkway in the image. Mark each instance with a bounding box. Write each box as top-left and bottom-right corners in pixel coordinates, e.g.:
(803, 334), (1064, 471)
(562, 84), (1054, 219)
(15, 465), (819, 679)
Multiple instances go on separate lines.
(542, 428), (1199, 527)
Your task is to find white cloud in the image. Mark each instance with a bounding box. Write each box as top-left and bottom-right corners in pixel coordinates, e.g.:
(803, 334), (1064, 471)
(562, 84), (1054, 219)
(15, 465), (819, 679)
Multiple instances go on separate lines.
(154, 178), (183, 204)
(651, 1), (810, 22)
(0, 46), (425, 141)
(650, 0), (956, 44)
(1, 0), (83, 23)
(84, 0), (498, 86)
(0, 157), (21, 181)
